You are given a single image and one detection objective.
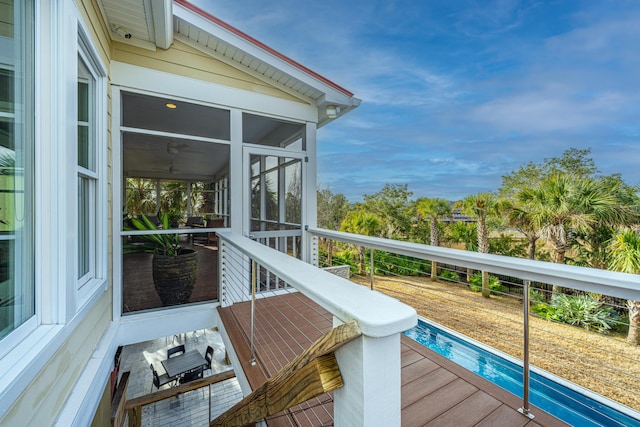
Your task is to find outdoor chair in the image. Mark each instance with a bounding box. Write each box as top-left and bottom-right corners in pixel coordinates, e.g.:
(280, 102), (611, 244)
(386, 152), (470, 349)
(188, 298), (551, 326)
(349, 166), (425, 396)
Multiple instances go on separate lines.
(167, 344), (185, 358)
(185, 216), (204, 227)
(205, 218), (225, 246)
(204, 346), (214, 373)
(185, 216), (204, 243)
(143, 214), (160, 226)
(179, 365), (204, 384)
(150, 363), (175, 393)
(180, 365), (205, 398)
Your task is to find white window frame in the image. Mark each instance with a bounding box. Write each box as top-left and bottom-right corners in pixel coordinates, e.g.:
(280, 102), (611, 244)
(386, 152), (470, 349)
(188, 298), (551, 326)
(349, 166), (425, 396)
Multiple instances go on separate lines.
(75, 24), (107, 305)
(0, 0), (36, 353)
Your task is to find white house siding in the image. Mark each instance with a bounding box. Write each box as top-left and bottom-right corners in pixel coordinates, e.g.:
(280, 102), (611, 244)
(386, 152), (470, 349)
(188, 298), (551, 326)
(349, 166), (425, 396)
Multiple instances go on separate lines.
(0, 293), (112, 426)
(112, 39), (306, 104)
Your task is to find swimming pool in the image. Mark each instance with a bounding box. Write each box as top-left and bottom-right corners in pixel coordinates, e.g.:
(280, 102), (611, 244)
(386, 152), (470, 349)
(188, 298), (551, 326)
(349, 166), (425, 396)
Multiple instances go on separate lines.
(404, 319), (640, 427)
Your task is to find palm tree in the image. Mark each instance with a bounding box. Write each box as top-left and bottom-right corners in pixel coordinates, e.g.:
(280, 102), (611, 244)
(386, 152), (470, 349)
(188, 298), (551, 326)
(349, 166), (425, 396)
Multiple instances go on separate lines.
(126, 178), (157, 216)
(502, 199), (540, 260)
(520, 175), (626, 295)
(446, 221), (478, 251)
(445, 221), (477, 283)
(608, 229), (640, 345)
(340, 210), (382, 275)
(573, 176), (638, 269)
(415, 197), (451, 280)
(461, 193), (499, 297)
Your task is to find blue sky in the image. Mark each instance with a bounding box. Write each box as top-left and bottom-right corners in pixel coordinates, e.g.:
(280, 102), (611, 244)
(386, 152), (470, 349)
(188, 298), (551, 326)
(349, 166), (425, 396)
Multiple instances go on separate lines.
(194, 0), (640, 202)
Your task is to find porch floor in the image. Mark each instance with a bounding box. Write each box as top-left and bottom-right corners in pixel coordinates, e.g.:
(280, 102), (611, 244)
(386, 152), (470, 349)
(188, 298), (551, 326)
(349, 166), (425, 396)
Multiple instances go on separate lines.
(118, 329), (243, 426)
(219, 292), (569, 427)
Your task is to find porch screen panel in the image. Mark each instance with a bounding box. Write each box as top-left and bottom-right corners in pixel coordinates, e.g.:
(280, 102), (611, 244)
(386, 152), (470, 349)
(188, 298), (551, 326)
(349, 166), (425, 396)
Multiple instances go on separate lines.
(122, 92), (230, 140)
(249, 154), (302, 232)
(243, 113), (305, 150)
(0, 0), (35, 340)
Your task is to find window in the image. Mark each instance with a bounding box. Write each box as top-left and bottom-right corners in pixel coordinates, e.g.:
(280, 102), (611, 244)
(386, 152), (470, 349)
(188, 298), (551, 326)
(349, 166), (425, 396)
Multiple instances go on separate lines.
(76, 30), (105, 293)
(0, 0), (35, 340)
(77, 56), (95, 285)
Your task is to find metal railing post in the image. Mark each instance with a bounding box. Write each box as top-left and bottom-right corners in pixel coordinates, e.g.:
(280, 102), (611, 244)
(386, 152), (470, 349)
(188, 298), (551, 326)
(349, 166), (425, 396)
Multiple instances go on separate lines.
(519, 280), (534, 419)
(369, 248), (374, 290)
(249, 259), (257, 366)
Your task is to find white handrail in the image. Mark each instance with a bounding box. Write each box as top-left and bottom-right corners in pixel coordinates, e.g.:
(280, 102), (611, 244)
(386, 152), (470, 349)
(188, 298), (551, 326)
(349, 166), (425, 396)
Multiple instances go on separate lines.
(218, 231), (417, 338)
(310, 228), (640, 301)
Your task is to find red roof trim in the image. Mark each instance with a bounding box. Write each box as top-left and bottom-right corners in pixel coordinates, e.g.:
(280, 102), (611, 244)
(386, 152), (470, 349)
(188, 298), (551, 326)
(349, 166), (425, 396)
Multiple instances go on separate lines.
(174, 0), (354, 97)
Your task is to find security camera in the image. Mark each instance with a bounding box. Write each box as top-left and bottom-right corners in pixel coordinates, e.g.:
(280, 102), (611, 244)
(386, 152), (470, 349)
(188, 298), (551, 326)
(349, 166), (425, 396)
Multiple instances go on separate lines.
(113, 25), (132, 40)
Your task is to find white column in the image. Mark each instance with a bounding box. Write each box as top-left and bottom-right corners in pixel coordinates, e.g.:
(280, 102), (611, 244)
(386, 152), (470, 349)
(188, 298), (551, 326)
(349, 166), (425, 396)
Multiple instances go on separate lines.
(334, 328), (402, 426)
(302, 122), (317, 263)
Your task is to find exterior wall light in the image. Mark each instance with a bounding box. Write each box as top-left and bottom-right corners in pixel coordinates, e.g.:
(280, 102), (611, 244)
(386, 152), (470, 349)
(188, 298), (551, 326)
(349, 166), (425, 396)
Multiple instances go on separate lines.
(326, 105), (339, 118)
(165, 103), (177, 109)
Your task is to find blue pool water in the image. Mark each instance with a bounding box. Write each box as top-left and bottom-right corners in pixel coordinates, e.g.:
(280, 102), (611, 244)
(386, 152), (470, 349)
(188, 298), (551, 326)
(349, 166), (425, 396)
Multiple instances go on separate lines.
(404, 319), (640, 427)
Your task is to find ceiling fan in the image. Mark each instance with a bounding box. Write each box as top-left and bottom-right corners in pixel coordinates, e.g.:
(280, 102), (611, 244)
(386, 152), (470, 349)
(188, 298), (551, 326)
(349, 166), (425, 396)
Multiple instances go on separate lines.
(168, 161), (181, 174)
(166, 139), (188, 155)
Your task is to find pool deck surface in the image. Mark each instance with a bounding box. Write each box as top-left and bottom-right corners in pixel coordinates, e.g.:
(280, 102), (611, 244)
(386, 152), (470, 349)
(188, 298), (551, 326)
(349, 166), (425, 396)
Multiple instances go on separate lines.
(219, 292), (569, 427)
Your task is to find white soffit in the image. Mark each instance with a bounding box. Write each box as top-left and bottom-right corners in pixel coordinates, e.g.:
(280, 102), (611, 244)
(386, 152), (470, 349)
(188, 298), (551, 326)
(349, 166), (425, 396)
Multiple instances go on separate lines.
(98, 0), (173, 50)
(98, 0), (359, 122)
(172, 1), (359, 112)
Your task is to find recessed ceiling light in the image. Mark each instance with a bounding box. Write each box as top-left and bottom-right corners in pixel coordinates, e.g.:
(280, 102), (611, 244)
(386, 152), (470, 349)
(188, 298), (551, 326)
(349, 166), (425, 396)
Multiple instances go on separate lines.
(165, 103), (177, 109)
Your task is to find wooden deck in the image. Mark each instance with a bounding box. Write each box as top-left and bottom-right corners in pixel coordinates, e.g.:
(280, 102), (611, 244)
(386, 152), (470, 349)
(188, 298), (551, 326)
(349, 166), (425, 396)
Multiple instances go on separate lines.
(219, 292), (569, 427)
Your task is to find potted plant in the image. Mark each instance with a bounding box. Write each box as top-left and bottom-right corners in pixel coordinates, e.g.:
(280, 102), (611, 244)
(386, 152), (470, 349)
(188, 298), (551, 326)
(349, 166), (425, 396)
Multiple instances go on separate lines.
(125, 213), (198, 306)
(167, 209), (182, 228)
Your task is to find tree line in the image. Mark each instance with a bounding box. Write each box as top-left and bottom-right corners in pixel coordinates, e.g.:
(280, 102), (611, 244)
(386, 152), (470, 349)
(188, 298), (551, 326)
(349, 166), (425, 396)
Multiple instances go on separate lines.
(317, 148), (640, 343)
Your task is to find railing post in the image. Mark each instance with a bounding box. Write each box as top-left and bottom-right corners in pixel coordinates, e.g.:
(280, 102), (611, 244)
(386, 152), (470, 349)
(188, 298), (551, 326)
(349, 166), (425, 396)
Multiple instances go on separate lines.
(250, 259), (257, 366)
(519, 280), (534, 419)
(369, 248), (374, 290)
(334, 321), (402, 426)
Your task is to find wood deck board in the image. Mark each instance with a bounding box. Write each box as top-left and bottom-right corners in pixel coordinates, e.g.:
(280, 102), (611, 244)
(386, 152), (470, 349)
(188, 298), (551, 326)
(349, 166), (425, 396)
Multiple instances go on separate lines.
(401, 357), (440, 386)
(424, 390), (503, 427)
(219, 292), (569, 427)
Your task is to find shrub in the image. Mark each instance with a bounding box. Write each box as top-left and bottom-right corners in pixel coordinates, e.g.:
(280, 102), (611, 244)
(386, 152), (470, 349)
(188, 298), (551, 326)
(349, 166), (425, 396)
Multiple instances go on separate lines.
(373, 251), (430, 276)
(468, 272), (506, 295)
(440, 270), (460, 282)
(529, 288), (547, 305)
(547, 293), (618, 334)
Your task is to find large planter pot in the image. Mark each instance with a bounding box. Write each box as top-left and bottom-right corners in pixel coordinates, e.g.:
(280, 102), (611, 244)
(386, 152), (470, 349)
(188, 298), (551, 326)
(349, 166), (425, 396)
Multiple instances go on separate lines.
(152, 249), (198, 306)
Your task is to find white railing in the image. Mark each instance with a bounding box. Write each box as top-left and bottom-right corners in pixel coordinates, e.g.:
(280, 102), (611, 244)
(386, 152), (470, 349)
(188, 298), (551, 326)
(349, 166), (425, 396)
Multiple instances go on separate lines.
(248, 229), (302, 259)
(310, 228), (640, 301)
(217, 230), (417, 426)
(309, 227), (640, 422)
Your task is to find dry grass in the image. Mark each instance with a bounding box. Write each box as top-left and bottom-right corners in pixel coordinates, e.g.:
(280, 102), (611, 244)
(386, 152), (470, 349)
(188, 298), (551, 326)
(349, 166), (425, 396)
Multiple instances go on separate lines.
(352, 274), (640, 411)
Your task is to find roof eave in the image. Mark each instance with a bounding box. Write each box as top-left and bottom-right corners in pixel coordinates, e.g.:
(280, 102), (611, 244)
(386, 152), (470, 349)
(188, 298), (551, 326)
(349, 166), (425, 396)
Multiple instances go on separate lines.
(173, 0), (359, 123)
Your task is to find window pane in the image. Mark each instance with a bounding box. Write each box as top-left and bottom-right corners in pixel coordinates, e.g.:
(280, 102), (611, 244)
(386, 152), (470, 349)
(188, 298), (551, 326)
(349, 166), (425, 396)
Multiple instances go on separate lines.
(77, 80), (88, 122)
(0, 118), (14, 151)
(1, 0), (35, 340)
(0, 69), (14, 113)
(284, 160), (301, 224)
(77, 59), (93, 171)
(78, 177), (90, 278)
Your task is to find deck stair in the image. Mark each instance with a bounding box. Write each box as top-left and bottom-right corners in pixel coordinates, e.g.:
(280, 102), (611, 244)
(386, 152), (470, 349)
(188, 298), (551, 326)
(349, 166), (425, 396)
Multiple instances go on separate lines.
(211, 322), (360, 426)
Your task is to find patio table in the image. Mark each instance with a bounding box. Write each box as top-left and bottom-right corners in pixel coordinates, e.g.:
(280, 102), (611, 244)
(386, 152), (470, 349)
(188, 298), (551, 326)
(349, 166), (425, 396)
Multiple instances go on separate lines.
(161, 350), (207, 378)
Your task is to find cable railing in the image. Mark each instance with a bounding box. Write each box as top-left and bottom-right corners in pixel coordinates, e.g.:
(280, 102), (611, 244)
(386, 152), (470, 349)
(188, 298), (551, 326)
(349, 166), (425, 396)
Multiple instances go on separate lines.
(309, 228), (640, 423)
(116, 370), (238, 427)
(217, 231), (417, 426)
